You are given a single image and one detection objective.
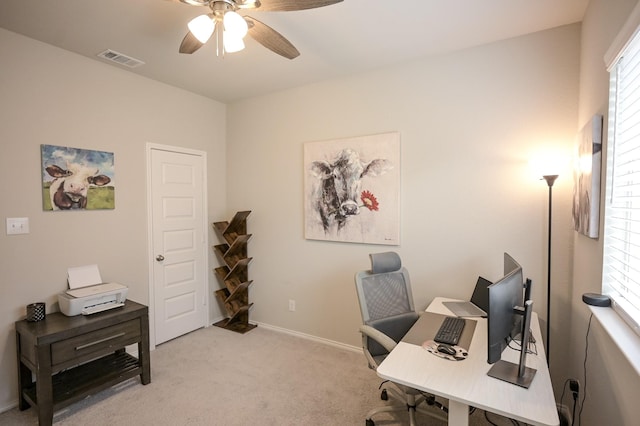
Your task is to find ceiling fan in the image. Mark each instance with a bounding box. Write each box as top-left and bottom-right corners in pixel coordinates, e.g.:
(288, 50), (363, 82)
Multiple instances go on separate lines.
(173, 0), (343, 59)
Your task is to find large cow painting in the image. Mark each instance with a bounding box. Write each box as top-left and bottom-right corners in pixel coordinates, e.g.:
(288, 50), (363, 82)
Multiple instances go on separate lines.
(41, 144), (115, 211)
(304, 133), (400, 245)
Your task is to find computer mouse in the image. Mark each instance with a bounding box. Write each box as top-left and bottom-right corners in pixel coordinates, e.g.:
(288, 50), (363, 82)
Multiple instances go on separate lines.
(437, 344), (457, 356)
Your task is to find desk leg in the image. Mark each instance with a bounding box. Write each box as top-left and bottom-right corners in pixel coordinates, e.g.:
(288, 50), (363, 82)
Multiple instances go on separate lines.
(35, 344), (53, 426)
(17, 360), (31, 410)
(448, 400), (469, 426)
(139, 314), (151, 385)
(15, 332), (31, 410)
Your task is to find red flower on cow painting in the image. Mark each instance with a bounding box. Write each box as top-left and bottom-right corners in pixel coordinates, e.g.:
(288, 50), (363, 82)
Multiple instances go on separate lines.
(360, 190), (379, 211)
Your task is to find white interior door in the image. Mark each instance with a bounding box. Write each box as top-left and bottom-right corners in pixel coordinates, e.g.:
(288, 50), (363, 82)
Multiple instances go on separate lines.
(149, 146), (207, 345)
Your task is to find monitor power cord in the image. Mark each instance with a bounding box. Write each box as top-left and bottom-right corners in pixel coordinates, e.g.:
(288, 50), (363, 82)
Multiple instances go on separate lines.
(577, 313), (593, 426)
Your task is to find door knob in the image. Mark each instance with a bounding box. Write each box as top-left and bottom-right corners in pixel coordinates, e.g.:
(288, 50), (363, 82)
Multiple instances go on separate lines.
(156, 255), (165, 261)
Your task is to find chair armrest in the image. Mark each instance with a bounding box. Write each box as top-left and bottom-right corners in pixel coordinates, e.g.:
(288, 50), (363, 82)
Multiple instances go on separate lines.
(359, 324), (397, 353)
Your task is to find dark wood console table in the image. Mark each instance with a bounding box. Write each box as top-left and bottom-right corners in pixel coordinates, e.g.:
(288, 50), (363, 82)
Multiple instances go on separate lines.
(15, 300), (150, 426)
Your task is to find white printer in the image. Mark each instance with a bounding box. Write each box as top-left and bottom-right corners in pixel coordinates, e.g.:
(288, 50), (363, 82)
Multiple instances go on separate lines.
(58, 264), (128, 316)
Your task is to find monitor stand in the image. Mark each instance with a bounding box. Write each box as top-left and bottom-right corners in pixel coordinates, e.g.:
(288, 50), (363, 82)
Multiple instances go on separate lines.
(487, 359), (537, 388)
(487, 300), (537, 388)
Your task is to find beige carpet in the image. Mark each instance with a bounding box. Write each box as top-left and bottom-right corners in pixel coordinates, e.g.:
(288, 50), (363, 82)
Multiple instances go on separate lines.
(1, 325), (518, 425)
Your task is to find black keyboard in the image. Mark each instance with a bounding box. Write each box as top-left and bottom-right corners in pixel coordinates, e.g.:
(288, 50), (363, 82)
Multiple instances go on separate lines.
(434, 316), (466, 346)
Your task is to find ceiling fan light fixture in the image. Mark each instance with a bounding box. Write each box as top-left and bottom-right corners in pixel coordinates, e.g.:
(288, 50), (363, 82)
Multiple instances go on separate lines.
(223, 34), (245, 53)
(176, 0), (343, 59)
(180, 0), (210, 5)
(223, 11), (248, 39)
(188, 14), (215, 43)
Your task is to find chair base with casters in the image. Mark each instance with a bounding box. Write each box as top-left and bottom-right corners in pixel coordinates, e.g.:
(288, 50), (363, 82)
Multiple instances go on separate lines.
(355, 252), (448, 426)
(365, 383), (448, 426)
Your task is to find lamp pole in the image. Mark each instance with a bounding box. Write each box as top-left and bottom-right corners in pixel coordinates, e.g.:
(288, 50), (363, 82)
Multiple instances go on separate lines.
(542, 174), (558, 365)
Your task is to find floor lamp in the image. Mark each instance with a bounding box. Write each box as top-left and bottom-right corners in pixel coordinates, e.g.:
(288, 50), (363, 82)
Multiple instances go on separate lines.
(542, 174), (558, 364)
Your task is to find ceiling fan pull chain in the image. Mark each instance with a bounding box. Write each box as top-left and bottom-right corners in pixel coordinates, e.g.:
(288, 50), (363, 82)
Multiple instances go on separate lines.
(217, 17), (224, 57)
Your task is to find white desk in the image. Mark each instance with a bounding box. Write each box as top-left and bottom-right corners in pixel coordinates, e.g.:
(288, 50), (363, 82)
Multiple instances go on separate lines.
(376, 297), (559, 426)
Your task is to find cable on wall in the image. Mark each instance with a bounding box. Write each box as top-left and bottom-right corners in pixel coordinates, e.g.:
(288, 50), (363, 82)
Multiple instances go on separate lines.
(577, 313), (593, 426)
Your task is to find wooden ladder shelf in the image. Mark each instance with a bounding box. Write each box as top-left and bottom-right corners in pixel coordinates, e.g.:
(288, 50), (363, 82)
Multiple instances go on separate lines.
(212, 211), (256, 334)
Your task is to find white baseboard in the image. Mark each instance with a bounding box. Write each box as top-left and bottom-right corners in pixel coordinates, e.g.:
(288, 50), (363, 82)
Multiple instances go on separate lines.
(255, 321), (361, 354)
(0, 402), (17, 415)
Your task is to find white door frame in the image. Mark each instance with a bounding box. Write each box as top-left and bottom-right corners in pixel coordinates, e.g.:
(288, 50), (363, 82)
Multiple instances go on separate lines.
(146, 142), (209, 349)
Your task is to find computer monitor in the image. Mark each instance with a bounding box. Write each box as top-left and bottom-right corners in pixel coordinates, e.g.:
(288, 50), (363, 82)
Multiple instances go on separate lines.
(505, 252), (533, 338)
(513, 278), (533, 341)
(504, 252), (520, 276)
(486, 253), (537, 388)
(506, 252), (534, 299)
(500, 253), (533, 326)
(487, 262), (522, 364)
(523, 278), (533, 304)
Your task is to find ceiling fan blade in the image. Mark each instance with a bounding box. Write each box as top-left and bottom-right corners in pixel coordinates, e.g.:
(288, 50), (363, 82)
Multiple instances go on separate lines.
(246, 16), (300, 59)
(179, 31), (204, 54)
(255, 0), (343, 12)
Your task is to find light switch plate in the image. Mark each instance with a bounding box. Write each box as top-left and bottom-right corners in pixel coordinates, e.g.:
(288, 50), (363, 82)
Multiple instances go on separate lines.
(6, 217), (29, 235)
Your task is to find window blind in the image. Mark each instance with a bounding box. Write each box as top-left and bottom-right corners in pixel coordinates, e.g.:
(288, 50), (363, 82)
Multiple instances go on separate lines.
(603, 29), (640, 334)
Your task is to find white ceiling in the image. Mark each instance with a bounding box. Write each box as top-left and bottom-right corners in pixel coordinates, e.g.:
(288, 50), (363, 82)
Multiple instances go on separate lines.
(0, 0), (588, 103)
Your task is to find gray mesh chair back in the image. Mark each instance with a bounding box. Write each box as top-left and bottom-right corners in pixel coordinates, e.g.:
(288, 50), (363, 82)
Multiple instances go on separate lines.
(354, 252), (447, 425)
(355, 252), (419, 361)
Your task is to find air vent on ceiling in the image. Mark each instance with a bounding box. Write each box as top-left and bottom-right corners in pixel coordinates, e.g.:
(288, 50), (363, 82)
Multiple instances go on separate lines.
(97, 49), (145, 68)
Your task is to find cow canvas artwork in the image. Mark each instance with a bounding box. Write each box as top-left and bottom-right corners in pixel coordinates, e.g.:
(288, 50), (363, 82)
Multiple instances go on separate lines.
(304, 132), (400, 245)
(41, 144), (115, 211)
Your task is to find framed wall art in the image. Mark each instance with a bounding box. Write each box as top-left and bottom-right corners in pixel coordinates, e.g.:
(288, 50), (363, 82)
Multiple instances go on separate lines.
(304, 132), (400, 245)
(41, 144), (115, 211)
(572, 115), (602, 238)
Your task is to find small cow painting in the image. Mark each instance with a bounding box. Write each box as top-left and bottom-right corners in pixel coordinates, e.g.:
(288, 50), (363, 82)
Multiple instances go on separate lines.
(41, 145), (115, 211)
(304, 133), (400, 245)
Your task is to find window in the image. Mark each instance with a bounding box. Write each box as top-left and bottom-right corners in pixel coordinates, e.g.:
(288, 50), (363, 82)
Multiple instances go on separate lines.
(602, 25), (640, 336)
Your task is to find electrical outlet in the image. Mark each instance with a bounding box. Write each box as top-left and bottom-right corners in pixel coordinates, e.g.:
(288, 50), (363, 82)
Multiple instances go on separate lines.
(570, 379), (580, 395)
(288, 299), (296, 312)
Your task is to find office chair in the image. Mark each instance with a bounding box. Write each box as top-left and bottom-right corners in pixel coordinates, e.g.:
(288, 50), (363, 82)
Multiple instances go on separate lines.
(355, 252), (447, 426)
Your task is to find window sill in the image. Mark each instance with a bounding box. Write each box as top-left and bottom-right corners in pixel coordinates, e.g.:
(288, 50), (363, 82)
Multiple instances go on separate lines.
(588, 304), (640, 376)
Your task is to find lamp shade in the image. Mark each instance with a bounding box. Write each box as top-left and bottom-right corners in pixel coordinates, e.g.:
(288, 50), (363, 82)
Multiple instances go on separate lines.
(224, 35), (245, 53)
(223, 11), (248, 39)
(188, 14), (215, 43)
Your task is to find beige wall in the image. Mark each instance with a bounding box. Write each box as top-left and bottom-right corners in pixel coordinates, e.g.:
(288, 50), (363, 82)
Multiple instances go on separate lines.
(569, 0), (640, 424)
(227, 24), (580, 396)
(5, 6), (638, 422)
(0, 28), (227, 410)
